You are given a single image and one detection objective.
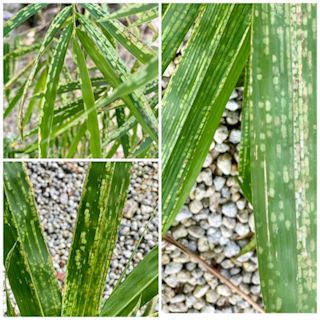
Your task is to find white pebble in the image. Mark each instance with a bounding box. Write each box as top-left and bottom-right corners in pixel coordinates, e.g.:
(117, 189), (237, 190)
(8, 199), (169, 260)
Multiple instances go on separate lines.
(217, 154), (232, 175)
(214, 126), (229, 144)
(226, 100), (240, 111)
(222, 202), (237, 218)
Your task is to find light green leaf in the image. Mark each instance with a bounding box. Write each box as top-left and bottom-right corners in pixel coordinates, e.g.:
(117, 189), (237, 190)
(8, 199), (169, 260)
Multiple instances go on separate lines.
(39, 22), (73, 157)
(82, 3), (155, 63)
(62, 162), (131, 316)
(4, 162), (61, 316)
(162, 4), (251, 234)
(162, 3), (200, 71)
(100, 246), (158, 316)
(18, 5), (72, 137)
(4, 4), (49, 36)
(72, 37), (101, 158)
(76, 18), (158, 142)
(98, 56), (158, 107)
(249, 3), (316, 312)
(103, 3), (158, 20)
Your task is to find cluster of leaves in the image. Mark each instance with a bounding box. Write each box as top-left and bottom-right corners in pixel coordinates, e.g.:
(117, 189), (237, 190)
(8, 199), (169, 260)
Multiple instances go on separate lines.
(3, 3), (158, 158)
(162, 3), (316, 313)
(4, 162), (158, 316)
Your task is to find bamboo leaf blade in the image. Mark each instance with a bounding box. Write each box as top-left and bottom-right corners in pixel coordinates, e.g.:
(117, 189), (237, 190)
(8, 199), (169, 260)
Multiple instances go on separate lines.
(72, 38), (101, 158)
(82, 3), (155, 64)
(162, 4), (252, 234)
(100, 246), (158, 316)
(238, 65), (252, 203)
(4, 3), (49, 36)
(62, 162), (131, 316)
(162, 3), (200, 71)
(4, 163), (62, 316)
(249, 4), (316, 313)
(39, 22), (73, 157)
(104, 3), (158, 20)
(18, 5), (73, 137)
(76, 17), (158, 142)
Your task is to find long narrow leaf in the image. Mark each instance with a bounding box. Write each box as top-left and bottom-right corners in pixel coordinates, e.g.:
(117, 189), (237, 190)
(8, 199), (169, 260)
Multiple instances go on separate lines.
(72, 38), (101, 158)
(76, 18), (158, 142)
(82, 3), (155, 63)
(100, 246), (158, 316)
(162, 4), (251, 234)
(39, 22), (73, 157)
(4, 4), (48, 36)
(4, 163), (61, 316)
(104, 3), (158, 20)
(18, 5), (72, 136)
(249, 3), (316, 312)
(162, 4), (200, 71)
(62, 162), (131, 316)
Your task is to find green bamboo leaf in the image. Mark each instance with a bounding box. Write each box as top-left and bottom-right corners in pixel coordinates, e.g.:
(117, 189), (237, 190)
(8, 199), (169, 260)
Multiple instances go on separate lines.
(66, 122), (87, 158)
(162, 4), (251, 234)
(4, 81), (26, 118)
(238, 65), (252, 203)
(62, 162), (131, 316)
(162, 3), (200, 71)
(82, 3), (155, 63)
(249, 3), (316, 312)
(4, 4), (49, 36)
(18, 5), (72, 137)
(39, 22), (73, 158)
(99, 56), (158, 107)
(76, 20), (158, 142)
(4, 42), (41, 60)
(103, 3), (158, 20)
(4, 162), (61, 316)
(100, 246), (158, 316)
(72, 37), (101, 158)
(4, 42), (10, 87)
(23, 66), (48, 127)
(129, 8), (158, 28)
(116, 108), (130, 157)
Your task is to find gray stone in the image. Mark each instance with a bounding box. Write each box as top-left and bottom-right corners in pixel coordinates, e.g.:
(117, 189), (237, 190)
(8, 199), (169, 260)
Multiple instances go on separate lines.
(226, 100), (240, 111)
(188, 225), (205, 238)
(222, 202), (237, 218)
(224, 241), (240, 257)
(164, 262), (183, 275)
(217, 284), (232, 297)
(194, 285), (209, 298)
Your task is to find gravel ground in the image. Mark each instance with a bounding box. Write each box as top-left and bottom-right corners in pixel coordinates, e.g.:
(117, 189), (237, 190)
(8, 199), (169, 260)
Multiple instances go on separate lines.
(161, 86), (263, 312)
(5, 161), (158, 315)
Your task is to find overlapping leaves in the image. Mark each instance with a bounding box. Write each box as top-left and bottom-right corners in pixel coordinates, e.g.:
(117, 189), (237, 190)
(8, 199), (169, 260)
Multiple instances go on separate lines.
(3, 4), (158, 158)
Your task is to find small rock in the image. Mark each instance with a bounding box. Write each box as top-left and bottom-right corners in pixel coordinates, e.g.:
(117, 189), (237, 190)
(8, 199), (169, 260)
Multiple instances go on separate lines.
(229, 129), (241, 144)
(172, 225), (188, 239)
(217, 284), (232, 297)
(213, 176), (226, 191)
(164, 263), (183, 275)
(226, 100), (240, 111)
(123, 199), (138, 218)
(217, 154), (232, 175)
(235, 223), (250, 237)
(224, 241), (240, 257)
(189, 200), (203, 214)
(214, 126), (229, 144)
(188, 225), (205, 238)
(206, 289), (219, 303)
(176, 207), (192, 222)
(208, 214), (222, 228)
(198, 237), (209, 252)
(194, 285), (209, 298)
(222, 202), (237, 218)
